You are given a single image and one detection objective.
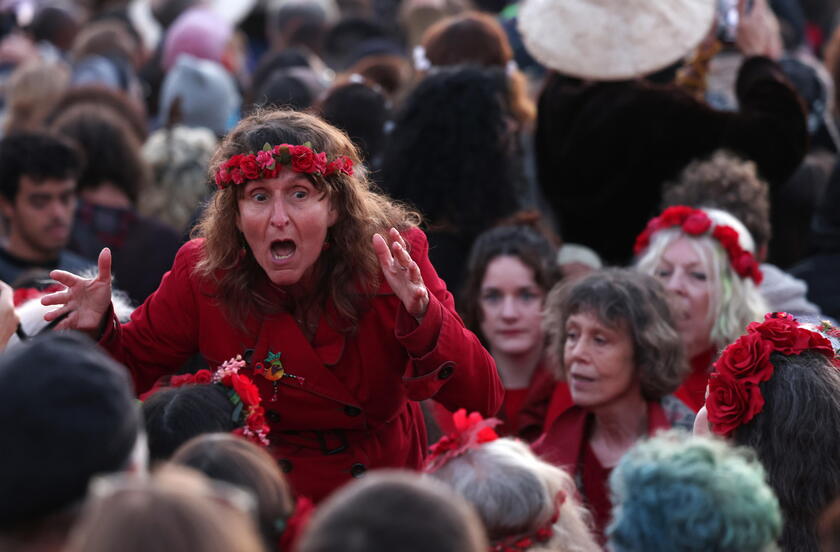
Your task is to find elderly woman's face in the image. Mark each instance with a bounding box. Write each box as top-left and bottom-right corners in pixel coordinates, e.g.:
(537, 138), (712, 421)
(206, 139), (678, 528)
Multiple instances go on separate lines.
(478, 255), (545, 357)
(236, 171), (336, 287)
(654, 237), (714, 358)
(564, 311), (639, 409)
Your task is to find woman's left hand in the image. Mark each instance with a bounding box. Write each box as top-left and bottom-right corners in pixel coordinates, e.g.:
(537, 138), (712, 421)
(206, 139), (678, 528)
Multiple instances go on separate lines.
(373, 228), (429, 322)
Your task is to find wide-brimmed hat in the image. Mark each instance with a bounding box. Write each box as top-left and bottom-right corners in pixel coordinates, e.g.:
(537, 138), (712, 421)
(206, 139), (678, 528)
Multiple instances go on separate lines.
(518, 0), (715, 80)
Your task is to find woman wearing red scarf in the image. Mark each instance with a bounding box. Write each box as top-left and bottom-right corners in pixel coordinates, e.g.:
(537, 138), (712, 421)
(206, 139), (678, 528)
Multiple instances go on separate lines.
(532, 269), (693, 542)
(635, 206), (768, 411)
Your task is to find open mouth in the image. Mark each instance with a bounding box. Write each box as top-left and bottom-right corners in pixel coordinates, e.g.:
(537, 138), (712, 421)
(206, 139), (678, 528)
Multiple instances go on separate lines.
(271, 240), (296, 261)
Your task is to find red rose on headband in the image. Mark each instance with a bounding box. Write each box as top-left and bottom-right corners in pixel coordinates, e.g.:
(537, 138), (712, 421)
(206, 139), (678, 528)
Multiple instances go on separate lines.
(706, 372), (764, 437)
(231, 374), (261, 406)
(716, 333), (774, 384)
(660, 205), (694, 225)
(240, 157), (260, 180)
(256, 150), (275, 169)
(289, 145), (317, 172)
(682, 212), (712, 235)
(193, 369), (213, 384)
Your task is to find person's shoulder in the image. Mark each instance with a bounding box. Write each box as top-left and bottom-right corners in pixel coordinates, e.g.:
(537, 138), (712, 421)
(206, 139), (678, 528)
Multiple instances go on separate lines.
(175, 238), (206, 266)
(401, 226), (428, 254)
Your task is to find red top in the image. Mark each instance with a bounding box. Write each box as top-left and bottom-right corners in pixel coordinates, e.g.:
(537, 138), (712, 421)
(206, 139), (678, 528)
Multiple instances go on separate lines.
(503, 388), (529, 432)
(433, 361), (554, 440)
(581, 443), (612, 544)
(100, 229), (503, 502)
(674, 348), (716, 412)
(532, 402), (673, 542)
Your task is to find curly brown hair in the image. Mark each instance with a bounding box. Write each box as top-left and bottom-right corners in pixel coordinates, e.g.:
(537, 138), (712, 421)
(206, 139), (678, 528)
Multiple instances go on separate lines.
(543, 268), (688, 401)
(194, 109), (419, 328)
(662, 150), (771, 252)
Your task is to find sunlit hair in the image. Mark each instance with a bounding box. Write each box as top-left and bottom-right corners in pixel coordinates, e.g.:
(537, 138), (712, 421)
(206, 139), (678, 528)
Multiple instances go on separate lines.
(4, 58), (70, 135)
(734, 351), (840, 551)
(420, 11), (535, 123)
(428, 438), (599, 552)
(195, 109), (420, 328)
(608, 430), (781, 552)
(459, 218), (560, 346)
(64, 466), (264, 552)
(543, 268), (688, 401)
(635, 208), (767, 351)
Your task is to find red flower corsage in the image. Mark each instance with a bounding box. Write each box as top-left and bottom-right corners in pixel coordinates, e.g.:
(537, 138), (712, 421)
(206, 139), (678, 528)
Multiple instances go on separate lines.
(214, 142), (354, 189)
(634, 205), (763, 285)
(706, 312), (835, 437)
(159, 356), (271, 447)
(425, 409), (500, 472)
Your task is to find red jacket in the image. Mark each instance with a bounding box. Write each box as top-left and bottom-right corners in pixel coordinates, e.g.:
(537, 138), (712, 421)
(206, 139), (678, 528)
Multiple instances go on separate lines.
(101, 229), (503, 501)
(532, 402), (677, 543)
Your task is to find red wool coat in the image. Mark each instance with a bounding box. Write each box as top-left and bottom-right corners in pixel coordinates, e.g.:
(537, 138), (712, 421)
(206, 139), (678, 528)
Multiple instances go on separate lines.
(100, 229), (503, 501)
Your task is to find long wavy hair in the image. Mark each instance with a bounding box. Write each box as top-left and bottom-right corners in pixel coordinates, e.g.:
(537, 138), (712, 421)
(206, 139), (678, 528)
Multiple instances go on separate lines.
(734, 350), (840, 551)
(194, 109), (419, 328)
(635, 208), (767, 352)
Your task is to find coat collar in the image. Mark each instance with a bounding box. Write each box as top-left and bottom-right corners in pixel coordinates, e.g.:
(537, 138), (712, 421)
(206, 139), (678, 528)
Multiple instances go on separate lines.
(533, 401), (671, 469)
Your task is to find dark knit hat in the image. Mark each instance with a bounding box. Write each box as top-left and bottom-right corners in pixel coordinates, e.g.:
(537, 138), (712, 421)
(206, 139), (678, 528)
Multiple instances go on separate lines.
(0, 332), (139, 528)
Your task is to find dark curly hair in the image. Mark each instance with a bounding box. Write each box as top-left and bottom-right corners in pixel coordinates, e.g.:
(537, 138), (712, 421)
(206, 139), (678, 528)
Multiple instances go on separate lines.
(734, 350), (840, 551)
(662, 150), (771, 253)
(381, 65), (521, 241)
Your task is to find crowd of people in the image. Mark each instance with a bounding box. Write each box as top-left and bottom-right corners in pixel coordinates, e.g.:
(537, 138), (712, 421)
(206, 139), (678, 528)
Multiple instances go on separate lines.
(4, 0), (840, 550)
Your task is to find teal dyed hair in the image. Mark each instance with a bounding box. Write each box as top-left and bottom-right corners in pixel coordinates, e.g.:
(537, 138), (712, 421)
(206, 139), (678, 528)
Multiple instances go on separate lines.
(608, 430), (781, 552)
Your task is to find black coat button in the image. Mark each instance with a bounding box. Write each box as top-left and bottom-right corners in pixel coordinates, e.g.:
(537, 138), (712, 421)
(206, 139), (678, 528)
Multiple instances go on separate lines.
(437, 363), (455, 380)
(344, 405), (361, 417)
(278, 459), (293, 473)
(350, 463), (367, 478)
(266, 410), (281, 423)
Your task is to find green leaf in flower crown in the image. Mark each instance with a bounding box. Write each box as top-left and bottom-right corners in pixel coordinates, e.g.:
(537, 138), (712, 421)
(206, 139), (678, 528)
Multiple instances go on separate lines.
(276, 146), (291, 164)
(262, 143), (272, 152)
(303, 141), (313, 149)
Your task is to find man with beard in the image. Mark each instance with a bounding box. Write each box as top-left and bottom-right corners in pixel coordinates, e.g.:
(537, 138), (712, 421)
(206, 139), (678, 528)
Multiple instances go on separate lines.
(0, 132), (91, 286)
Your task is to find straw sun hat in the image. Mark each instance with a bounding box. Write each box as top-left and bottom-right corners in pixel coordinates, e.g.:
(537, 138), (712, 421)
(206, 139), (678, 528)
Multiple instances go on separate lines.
(518, 0), (716, 80)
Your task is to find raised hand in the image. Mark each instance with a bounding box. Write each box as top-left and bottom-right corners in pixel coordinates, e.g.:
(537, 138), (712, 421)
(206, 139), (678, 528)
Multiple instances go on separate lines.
(372, 228), (429, 322)
(0, 280), (19, 350)
(41, 248), (114, 335)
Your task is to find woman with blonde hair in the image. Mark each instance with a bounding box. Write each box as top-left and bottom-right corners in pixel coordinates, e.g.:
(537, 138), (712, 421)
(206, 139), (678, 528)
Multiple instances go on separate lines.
(635, 206), (768, 411)
(41, 109), (502, 502)
(426, 410), (599, 552)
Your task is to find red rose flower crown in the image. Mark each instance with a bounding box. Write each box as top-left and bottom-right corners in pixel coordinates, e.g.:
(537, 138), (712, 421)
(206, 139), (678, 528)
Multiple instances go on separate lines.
(214, 142), (354, 189)
(634, 205), (763, 285)
(705, 312), (836, 437)
(167, 355), (271, 446)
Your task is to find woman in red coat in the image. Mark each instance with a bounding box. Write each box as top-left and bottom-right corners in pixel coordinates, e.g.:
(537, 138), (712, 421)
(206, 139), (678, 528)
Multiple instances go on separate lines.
(532, 269), (693, 543)
(42, 109), (503, 502)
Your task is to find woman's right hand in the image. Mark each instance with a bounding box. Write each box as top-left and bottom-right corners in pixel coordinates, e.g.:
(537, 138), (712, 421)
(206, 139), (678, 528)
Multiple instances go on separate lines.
(41, 248), (113, 336)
